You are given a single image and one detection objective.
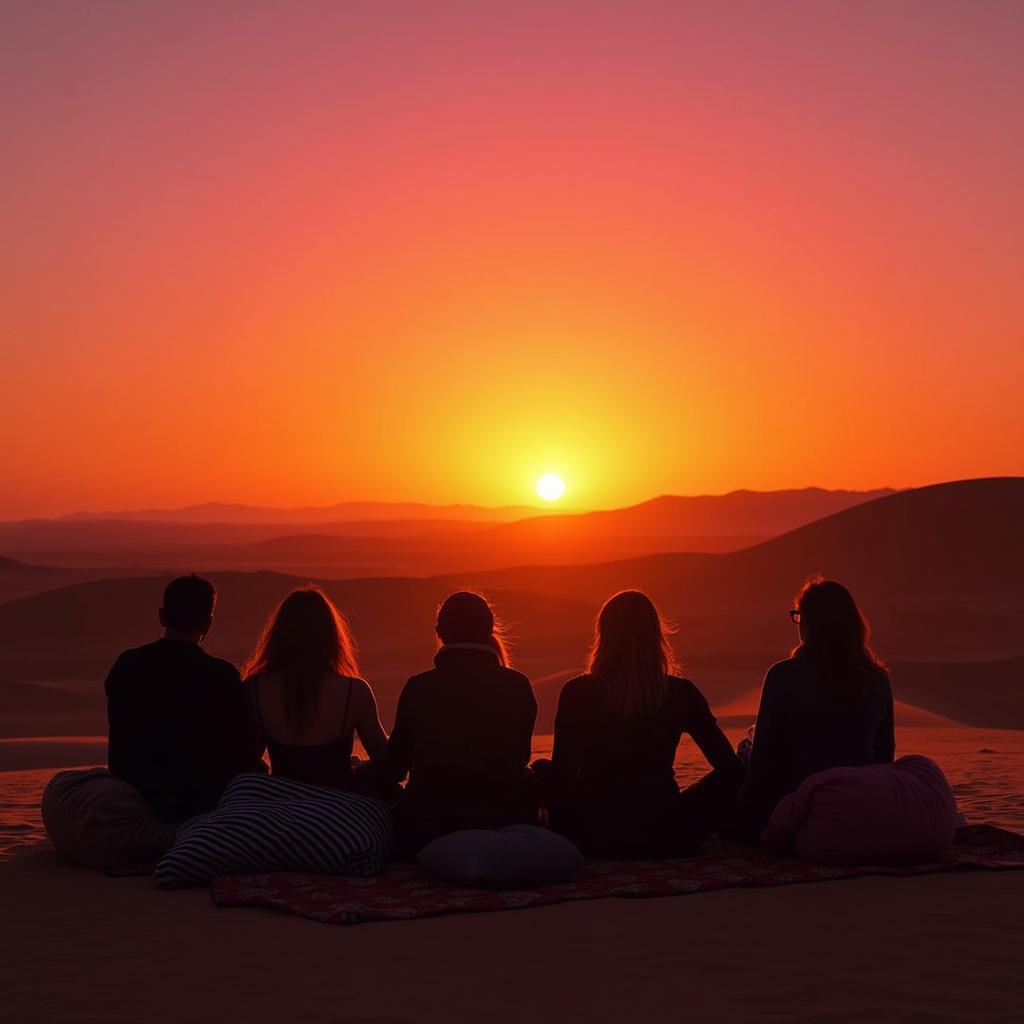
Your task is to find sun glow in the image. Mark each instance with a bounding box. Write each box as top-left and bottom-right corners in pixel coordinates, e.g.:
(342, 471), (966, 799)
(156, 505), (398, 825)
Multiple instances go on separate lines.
(536, 473), (566, 502)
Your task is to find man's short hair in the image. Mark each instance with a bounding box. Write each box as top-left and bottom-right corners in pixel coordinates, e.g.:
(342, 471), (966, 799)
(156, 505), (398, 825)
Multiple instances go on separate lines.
(162, 575), (216, 632)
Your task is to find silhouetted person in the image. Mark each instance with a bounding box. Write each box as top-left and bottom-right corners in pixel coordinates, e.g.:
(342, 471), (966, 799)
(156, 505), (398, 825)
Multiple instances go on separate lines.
(735, 577), (895, 840)
(245, 585), (387, 791)
(382, 591), (538, 855)
(105, 575), (263, 822)
(546, 590), (743, 857)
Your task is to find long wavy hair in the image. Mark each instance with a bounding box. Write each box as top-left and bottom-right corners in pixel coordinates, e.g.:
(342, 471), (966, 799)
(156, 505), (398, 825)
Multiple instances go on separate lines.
(792, 576), (886, 694)
(435, 591), (511, 667)
(587, 590), (678, 718)
(245, 585), (359, 734)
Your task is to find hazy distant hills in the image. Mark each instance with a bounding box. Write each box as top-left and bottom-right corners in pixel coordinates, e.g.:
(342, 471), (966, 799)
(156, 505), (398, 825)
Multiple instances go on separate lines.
(0, 557), (154, 604)
(0, 486), (893, 577)
(0, 479), (1020, 733)
(460, 478), (1024, 656)
(56, 500), (548, 525)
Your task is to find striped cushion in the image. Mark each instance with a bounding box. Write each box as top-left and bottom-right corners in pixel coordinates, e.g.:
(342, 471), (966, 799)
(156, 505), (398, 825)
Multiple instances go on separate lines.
(155, 773), (394, 889)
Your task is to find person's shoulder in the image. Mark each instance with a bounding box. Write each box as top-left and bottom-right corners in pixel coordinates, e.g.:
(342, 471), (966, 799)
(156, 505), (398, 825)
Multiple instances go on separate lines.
(667, 674), (703, 694)
(338, 675), (376, 700)
(198, 649), (242, 683)
(666, 675), (712, 710)
(765, 656), (802, 685)
(115, 639), (163, 663)
(499, 666), (532, 687)
(559, 674), (597, 700)
(401, 668), (436, 694)
(107, 640), (163, 679)
(500, 667), (536, 704)
(872, 663), (893, 695)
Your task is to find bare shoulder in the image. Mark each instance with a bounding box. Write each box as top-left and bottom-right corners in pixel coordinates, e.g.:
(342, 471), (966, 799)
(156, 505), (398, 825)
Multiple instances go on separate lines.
(335, 674), (377, 704)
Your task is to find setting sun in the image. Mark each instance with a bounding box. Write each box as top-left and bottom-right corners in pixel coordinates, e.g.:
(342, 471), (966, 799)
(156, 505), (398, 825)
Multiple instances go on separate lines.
(536, 473), (566, 502)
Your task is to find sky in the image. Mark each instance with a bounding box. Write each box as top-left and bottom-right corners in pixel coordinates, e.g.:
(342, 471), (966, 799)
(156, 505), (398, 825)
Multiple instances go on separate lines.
(2, 1), (1023, 518)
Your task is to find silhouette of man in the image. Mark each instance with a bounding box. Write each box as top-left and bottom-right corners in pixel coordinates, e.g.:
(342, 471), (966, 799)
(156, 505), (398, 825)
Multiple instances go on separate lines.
(105, 575), (263, 822)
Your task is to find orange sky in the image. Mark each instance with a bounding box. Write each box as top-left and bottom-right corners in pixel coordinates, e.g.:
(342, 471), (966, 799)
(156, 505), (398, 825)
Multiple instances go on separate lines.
(2, 2), (1023, 518)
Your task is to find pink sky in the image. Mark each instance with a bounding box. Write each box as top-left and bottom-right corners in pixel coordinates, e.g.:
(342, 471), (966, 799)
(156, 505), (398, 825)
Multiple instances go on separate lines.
(2, 1), (1022, 517)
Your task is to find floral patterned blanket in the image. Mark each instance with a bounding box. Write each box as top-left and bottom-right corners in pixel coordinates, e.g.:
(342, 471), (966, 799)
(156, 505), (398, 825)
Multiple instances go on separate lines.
(210, 824), (1024, 926)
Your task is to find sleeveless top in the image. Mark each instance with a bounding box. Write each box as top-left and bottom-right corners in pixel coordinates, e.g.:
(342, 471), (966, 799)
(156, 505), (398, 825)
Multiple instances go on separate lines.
(254, 675), (356, 791)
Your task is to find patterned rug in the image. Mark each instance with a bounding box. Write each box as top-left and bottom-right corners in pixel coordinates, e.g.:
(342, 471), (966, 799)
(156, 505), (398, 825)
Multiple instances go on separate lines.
(211, 824), (1024, 926)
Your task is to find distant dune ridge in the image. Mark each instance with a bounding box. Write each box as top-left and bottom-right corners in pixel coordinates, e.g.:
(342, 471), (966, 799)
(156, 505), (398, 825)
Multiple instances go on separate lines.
(0, 486), (892, 576)
(0, 478), (1020, 736)
(54, 500), (551, 525)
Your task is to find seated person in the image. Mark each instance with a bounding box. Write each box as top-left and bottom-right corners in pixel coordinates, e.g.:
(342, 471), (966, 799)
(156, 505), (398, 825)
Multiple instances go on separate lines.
(105, 574), (264, 823)
(381, 591), (538, 855)
(735, 576), (895, 840)
(547, 590), (743, 858)
(244, 585), (387, 791)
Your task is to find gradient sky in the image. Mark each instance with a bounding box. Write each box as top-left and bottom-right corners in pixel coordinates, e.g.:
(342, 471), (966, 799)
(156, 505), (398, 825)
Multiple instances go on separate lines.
(2, 1), (1022, 517)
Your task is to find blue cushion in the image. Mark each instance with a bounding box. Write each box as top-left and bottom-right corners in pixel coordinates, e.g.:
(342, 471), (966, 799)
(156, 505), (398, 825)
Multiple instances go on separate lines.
(418, 825), (584, 889)
(155, 773), (394, 888)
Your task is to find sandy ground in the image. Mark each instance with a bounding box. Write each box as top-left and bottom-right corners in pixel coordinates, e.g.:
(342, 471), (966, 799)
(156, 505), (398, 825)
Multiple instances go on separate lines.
(2, 726), (1022, 1022)
(2, 847), (1023, 1024)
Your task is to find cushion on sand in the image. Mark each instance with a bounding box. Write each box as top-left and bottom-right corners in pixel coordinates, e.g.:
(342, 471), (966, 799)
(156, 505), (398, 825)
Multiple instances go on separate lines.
(418, 825), (584, 888)
(155, 773), (393, 889)
(41, 768), (176, 870)
(762, 754), (959, 864)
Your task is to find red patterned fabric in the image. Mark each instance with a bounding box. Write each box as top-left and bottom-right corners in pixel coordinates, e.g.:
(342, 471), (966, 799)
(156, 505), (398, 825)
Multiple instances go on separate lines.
(211, 824), (1024, 926)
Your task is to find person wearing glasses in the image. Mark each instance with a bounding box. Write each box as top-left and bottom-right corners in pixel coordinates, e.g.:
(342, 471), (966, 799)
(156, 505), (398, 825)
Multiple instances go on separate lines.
(735, 576), (895, 840)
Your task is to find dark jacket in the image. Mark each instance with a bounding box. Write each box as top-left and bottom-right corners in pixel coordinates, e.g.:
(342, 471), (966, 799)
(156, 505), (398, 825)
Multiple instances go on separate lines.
(382, 644), (538, 851)
(106, 638), (264, 821)
(738, 653), (895, 836)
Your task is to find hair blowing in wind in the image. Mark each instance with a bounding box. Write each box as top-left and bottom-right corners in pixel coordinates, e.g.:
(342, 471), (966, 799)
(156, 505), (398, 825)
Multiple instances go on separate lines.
(587, 590), (678, 718)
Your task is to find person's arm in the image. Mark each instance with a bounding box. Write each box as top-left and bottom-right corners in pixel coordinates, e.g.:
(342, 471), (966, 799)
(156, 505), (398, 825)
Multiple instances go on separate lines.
(738, 666), (788, 828)
(685, 686), (744, 781)
(513, 673), (538, 768)
(353, 679), (388, 762)
(550, 681), (587, 782)
(873, 672), (896, 763)
(103, 653), (129, 776)
(221, 667), (266, 775)
(379, 679), (416, 785)
(241, 676), (268, 769)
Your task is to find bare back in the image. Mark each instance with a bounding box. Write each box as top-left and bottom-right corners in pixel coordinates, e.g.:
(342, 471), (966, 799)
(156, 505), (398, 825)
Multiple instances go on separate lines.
(252, 671), (387, 760)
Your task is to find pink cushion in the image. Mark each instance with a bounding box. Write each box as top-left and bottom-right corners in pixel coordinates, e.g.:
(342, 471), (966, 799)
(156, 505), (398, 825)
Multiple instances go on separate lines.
(762, 755), (959, 865)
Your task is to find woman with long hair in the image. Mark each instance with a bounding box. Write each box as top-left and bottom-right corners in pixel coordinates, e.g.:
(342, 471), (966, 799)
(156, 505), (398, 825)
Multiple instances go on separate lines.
(244, 585), (387, 791)
(737, 576), (894, 838)
(381, 591), (537, 855)
(548, 590), (742, 857)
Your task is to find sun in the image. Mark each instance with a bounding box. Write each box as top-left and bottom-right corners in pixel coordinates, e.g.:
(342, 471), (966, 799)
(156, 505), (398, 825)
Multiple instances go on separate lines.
(535, 472), (566, 502)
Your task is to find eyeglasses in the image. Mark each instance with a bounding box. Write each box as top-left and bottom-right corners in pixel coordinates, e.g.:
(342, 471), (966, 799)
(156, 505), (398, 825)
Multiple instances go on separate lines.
(789, 609), (801, 624)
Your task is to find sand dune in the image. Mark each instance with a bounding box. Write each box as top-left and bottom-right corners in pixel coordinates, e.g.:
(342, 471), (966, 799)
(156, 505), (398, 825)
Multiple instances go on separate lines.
(710, 687), (962, 728)
(888, 656), (1024, 729)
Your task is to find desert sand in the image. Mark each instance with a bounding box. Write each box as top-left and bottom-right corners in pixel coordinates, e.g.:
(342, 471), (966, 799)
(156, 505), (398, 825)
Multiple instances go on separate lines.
(2, 726), (1023, 1022)
(2, 844), (1023, 1024)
